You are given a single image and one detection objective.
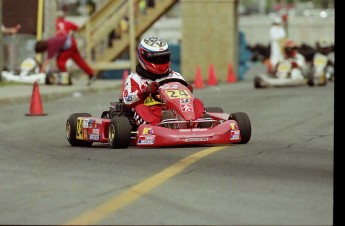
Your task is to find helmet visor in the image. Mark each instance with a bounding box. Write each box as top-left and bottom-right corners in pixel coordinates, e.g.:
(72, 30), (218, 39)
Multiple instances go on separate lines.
(143, 50), (171, 64)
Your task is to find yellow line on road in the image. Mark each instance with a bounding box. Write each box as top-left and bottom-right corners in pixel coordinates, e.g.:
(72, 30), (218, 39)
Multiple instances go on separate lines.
(64, 146), (227, 225)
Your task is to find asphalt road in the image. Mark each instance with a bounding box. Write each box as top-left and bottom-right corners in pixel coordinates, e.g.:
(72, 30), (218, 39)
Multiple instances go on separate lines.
(0, 70), (334, 225)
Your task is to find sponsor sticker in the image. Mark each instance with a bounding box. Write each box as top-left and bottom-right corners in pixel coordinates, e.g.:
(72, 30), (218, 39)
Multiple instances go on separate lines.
(138, 135), (155, 145)
(230, 122), (238, 130)
(125, 95), (132, 102)
(76, 118), (83, 139)
(83, 119), (89, 128)
(92, 129), (100, 135)
(230, 130), (240, 140)
(144, 96), (161, 106)
(180, 103), (193, 112)
(142, 127), (153, 135)
(180, 98), (191, 104)
(89, 134), (100, 141)
(83, 131), (88, 140)
(88, 119), (93, 128)
(179, 128), (207, 132)
(185, 137), (209, 142)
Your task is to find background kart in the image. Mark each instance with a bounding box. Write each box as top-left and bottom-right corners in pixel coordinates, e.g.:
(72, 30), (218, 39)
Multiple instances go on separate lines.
(307, 52), (333, 86)
(254, 57), (331, 88)
(1, 57), (72, 85)
(66, 78), (251, 148)
(254, 59), (308, 88)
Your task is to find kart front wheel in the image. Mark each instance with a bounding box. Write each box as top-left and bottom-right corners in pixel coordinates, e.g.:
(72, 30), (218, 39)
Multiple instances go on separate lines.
(66, 113), (93, 147)
(108, 117), (132, 149)
(254, 76), (263, 88)
(229, 112), (251, 144)
(45, 72), (56, 85)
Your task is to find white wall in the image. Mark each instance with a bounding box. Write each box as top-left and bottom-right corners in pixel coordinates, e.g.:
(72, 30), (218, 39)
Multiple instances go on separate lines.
(239, 15), (335, 46)
(143, 14), (335, 47)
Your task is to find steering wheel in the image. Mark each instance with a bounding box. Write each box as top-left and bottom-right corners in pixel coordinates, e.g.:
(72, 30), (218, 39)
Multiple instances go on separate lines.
(151, 78), (190, 102)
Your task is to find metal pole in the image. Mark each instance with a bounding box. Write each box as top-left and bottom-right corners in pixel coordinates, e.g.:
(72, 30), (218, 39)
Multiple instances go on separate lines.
(128, 0), (136, 71)
(36, 0), (44, 63)
(0, 0), (4, 81)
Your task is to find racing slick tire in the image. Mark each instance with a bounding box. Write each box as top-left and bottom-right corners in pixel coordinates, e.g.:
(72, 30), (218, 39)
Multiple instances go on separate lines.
(229, 112), (251, 144)
(108, 117), (132, 149)
(45, 72), (56, 85)
(205, 107), (224, 113)
(254, 76), (265, 88)
(198, 107), (224, 128)
(66, 113), (93, 147)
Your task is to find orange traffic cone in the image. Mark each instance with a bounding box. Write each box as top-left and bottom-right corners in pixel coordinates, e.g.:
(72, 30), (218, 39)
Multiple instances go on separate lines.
(193, 66), (204, 89)
(226, 63), (237, 83)
(26, 81), (47, 116)
(207, 64), (217, 86)
(121, 70), (129, 93)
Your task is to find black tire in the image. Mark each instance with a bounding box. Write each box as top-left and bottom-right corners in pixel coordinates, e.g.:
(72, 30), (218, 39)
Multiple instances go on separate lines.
(68, 75), (73, 85)
(66, 113), (93, 147)
(229, 112), (251, 144)
(254, 76), (263, 88)
(45, 72), (56, 85)
(108, 117), (132, 149)
(198, 113), (213, 128)
(205, 107), (224, 113)
(307, 77), (315, 87)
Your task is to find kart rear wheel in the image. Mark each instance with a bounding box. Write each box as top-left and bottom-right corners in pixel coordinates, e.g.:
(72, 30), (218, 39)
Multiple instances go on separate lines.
(229, 112), (251, 144)
(66, 113), (93, 147)
(205, 107), (224, 113)
(108, 117), (132, 149)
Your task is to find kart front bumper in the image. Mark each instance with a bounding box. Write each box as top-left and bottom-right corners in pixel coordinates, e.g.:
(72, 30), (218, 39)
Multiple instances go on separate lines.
(135, 120), (242, 147)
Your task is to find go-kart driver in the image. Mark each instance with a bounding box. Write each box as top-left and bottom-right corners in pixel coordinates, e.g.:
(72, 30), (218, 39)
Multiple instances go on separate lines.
(123, 36), (205, 126)
(274, 39), (307, 79)
(317, 39), (334, 68)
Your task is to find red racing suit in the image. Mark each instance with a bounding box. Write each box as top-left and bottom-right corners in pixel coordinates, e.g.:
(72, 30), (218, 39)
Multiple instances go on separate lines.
(45, 35), (94, 78)
(54, 18), (94, 78)
(123, 66), (205, 126)
(56, 18), (79, 36)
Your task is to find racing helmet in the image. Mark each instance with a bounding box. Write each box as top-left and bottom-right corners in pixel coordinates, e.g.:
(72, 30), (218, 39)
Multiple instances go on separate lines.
(284, 39), (298, 57)
(272, 16), (283, 25)
(137, 36), (171, 75)
(318, 39), (332, 55)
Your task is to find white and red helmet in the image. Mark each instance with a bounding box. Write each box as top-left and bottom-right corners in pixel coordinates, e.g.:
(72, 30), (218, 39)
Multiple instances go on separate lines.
(137, 36), (171, 75)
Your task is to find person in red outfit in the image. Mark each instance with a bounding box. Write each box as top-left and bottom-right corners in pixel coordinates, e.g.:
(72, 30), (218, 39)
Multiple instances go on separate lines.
(123, 36), (205, 126)
(55, 11), (79, 36)
(34, 34), (96, 85)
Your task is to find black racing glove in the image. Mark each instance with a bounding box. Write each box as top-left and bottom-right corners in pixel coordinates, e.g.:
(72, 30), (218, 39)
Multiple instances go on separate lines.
(144, 81), (160, 94)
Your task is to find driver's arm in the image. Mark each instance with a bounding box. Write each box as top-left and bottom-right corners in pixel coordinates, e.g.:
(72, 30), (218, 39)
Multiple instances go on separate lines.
(123, 74), (158, 107)
(40, 59), (51, 73)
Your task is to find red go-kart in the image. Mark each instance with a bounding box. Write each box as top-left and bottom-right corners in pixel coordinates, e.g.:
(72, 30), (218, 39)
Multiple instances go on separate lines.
(66, 78), (251, 148)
